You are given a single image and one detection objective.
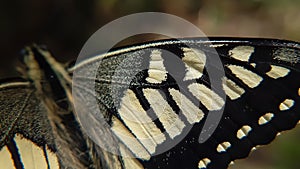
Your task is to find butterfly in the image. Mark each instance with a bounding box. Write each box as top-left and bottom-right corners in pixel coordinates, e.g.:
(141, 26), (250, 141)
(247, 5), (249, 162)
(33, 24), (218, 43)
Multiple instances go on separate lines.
(0, 37), (300, 169)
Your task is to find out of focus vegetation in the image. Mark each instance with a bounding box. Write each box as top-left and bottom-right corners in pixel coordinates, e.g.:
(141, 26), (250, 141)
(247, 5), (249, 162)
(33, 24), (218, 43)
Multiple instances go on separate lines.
(1, 0), (300, 168)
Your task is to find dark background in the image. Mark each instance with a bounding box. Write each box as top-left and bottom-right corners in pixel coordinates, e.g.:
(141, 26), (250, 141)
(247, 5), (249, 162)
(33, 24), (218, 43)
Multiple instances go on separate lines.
(1, 0), (300, 168)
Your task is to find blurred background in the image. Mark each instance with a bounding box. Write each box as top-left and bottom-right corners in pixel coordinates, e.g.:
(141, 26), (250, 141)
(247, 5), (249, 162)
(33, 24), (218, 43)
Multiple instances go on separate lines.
(1, 0), (300, 168)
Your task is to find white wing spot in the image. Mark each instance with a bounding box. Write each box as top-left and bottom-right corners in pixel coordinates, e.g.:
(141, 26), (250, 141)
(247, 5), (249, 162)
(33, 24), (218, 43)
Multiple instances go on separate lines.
(266, 65), (290, 79)
(119, 144), (144, 169)
(198, 158), (211, 169)
(0, 146), (15, 168)
(222, 77), (245, 100)
(251, 147), (257, 152)
(250, 63), (256, 68)
(169, 88), (204, 124)
(279, 99), (295, 111)
(229, 46), (254, 62)
(182, 47), (206, 81)
(146, 50), (167, 84)
(14, 134), (59, 169)
(111, 116), (151, 160)
(143, 88), (185, 139)
(216, 141), (231, 153)
(118, 89), (166, 154)
(236, 125), (252, 139)
(258, 112), (274, 125)
(227, 65), (263, 88)
(188, 83), (225, 111)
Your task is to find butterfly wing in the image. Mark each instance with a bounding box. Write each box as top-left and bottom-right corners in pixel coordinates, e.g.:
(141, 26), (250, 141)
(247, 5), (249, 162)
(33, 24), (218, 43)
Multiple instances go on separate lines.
(1, 38), (300, 169)
(197, 38), (300, 168)
(0, 79), (60, 169)
(0, 46), (95, 169)
(71, 38), (300, 169)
